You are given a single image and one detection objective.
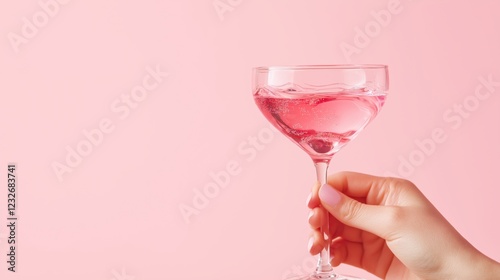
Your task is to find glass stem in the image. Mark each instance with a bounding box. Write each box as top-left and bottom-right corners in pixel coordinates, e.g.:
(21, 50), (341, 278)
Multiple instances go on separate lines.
(314, 160), (334, 276)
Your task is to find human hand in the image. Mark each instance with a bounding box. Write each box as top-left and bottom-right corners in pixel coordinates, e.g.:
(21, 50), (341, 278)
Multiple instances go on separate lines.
(307, 172), (500, 280)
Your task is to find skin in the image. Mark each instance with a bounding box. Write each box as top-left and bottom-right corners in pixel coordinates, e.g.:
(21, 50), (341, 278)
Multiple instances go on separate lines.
(307, 172), (500, 280)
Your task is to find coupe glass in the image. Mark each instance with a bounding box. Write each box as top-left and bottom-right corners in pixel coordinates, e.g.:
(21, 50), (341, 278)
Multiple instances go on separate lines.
(252, 65), (389, 280)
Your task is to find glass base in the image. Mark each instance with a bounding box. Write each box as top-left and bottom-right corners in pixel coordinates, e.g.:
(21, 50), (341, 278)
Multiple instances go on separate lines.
(286, 273), (364, 280)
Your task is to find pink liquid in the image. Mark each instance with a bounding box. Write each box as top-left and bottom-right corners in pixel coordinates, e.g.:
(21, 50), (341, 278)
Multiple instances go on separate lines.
(254, 88), (386, 161)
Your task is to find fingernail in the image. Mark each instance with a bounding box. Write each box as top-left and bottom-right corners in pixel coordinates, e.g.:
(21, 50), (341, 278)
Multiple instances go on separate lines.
(308, 237), (314, 251)
(306, 192), (312, 207)
(307, 211), (314, 223)
(319, 184), (341, 206)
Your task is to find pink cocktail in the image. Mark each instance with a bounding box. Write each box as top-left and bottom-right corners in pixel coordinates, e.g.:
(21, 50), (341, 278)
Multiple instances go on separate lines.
(252, 65), (389, 280)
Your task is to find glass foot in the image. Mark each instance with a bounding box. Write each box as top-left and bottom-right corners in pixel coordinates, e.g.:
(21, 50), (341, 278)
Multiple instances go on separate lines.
(285, 273), (364, 280)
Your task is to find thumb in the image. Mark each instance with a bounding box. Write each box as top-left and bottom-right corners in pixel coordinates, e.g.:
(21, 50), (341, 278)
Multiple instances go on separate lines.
(318, 183), (401, 239)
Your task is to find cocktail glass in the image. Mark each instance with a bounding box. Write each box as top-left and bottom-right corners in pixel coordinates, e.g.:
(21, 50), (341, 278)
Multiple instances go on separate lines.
(253, 65), (389, 280)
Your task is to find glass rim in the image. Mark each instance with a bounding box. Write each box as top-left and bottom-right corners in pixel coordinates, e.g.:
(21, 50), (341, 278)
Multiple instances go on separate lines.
(254, 64), (388, 71)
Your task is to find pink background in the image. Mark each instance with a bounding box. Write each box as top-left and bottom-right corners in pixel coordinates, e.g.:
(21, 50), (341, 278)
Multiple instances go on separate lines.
(1, 0), (499, 279)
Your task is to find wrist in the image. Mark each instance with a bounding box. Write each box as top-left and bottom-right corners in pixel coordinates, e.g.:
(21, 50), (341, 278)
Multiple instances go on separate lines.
(478, 257), (500, 279)
(446, 247), (500, 279)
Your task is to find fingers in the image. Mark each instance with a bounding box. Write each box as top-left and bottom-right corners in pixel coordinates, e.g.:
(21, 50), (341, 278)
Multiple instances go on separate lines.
(330, 238), (394, 278)
(308, 207), (324, 230)
(310, 172), (391, 208)
(307, 182), (321, 209)
(319, 183), (404, 240)
(330, 239), (351, 267)
(327, 171), (391, 203)
(309, 235), (363, 267)
(309, 234), (384, 269)
(308, 230), (324, 256)
(308, 210), (364, 243)
(327, 171), (424, 206)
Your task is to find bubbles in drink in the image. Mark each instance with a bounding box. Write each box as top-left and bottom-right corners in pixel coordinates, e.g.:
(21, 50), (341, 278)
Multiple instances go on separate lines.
(254, 88), (385, 161)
